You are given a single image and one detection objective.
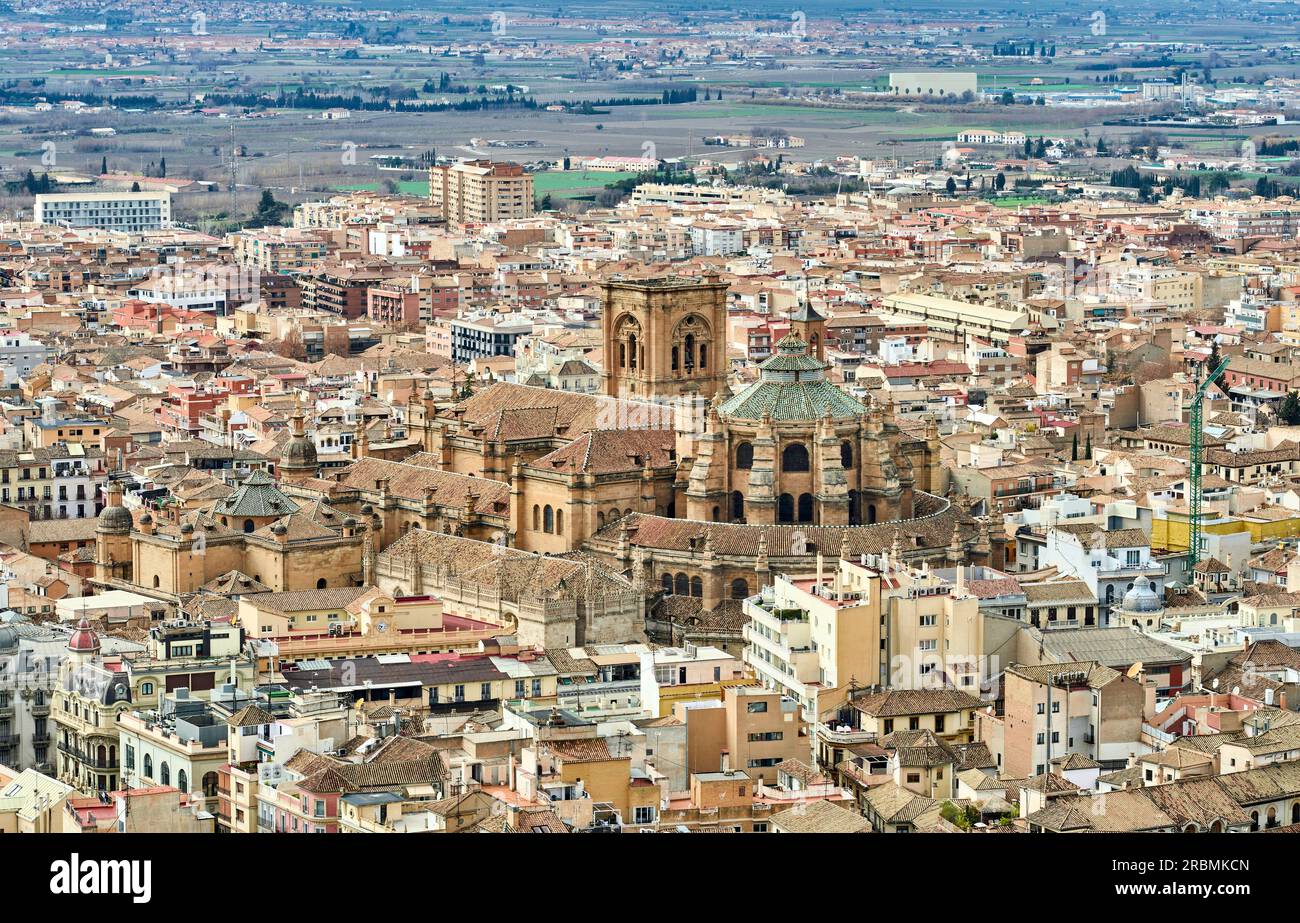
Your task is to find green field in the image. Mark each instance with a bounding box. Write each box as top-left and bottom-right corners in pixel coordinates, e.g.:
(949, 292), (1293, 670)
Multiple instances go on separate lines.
(333, 180), (429, 195)
(992, 195), (1051, 207)
(531, 170), (640, 201)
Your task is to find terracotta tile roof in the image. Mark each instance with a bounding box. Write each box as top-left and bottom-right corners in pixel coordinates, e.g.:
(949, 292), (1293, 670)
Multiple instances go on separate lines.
(336, 457), (509, 515)
(771, 799), (870, 833)
(852, 688), (983, 718)
(530, 428), (677, 475)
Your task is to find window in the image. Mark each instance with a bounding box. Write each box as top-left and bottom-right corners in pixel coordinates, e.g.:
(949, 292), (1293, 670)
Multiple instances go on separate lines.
(746, 701), (768, 714)
(906, 773), (921, 784)
(934, 715), (945, 733)
(908, 717), (920, 730)
(781, 443), (810, 473)
(919, 614), (936, 627)
(1036, 733), (1045, 745)
(883, 719), (894, 734)
(1051, 701), (1060, 713)
(480, 682), (491, 700)
(454, 684), (465, 701)
(1036, 703), (1045, 715)
(633, 806), (656, 825)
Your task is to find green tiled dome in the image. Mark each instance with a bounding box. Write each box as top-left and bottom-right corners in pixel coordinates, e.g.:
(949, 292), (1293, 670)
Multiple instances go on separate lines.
(718, 334), (868, 422)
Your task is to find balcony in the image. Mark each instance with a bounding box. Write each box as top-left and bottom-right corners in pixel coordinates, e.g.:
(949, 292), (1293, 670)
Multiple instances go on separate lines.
(816, 723), (878, 746)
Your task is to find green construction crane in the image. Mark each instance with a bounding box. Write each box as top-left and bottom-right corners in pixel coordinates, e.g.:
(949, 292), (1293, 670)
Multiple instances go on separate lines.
(1187, 355), (1230, 575)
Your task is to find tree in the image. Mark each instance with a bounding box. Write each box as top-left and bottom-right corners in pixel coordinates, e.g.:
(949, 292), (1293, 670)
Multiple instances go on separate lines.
(994, 172), (1006, 191)
(1278, 391), (1300, 426)
(1096, 137), (1109, 155)
(130, 181), (141, 192)
(159, 157), (166, 178)
(100, 156), (107, 175)
(1072, 431), (1079, 461)
(1084, 433), (1092, 460)
(945, 176), (957, 194)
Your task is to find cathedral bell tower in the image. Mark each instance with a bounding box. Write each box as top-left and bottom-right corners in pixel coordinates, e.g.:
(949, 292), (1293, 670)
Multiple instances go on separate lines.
(600, 275), (729, 405)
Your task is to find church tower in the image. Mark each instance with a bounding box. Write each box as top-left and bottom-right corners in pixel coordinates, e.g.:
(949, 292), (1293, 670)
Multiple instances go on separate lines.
(95, 478), (133, 585)
(600, 275), (729, 404)
(278, 398), (320, 484)
(788, 302), (826, 362)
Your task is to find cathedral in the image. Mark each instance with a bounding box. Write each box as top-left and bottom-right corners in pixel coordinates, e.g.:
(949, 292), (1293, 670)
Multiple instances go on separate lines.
(223, 274), (1000, 641)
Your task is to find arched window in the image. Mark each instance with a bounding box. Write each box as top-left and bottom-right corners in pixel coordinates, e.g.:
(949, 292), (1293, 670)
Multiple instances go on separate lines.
(731, 491), (744, 522)
(690, 576), (703, 598)
(810, 333), (819, 356)
(619, 342), (626, 368)
(675, 573), (689, 596)
(798, 493), (814, 523)
(153, 575), (160, 589)
(684, 334), (695, 372)
(661, 573), (674, 594)
(731, 578), (750, 599)
(671, 346), (679, 371)
(699, 343), (708, 371)
(628, 333), (638, 370)
(736, 442), (753, 469)
(597, 512), (606, 529)
(555, 509), (564, 535)
(868, 504), (877, 524)
(532, 505), (541, 531)
(203, 772), (219, 798)
(143, 754), (152, 779)
(243, 519), (255, 533)
(841, 441), (853, 469)
(712, 506), (720, 522)
(782, 443), (810, 473)
(778, 493), (795, 524)
(317, 578), (327, 589)
(543, 505), (555, 534)
(177, 769), (188, 793)
(609, 508), (621, 522)
(1293, 802), (1300, 824)
(160, 761), (170, 786)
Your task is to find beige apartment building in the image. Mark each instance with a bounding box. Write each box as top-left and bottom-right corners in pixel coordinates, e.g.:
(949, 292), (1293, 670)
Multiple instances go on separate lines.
(982, 661), (1149, 779)
(671, 685), (806, 784)
(428, 160), (534, 223)
(744, 554), (985, 764)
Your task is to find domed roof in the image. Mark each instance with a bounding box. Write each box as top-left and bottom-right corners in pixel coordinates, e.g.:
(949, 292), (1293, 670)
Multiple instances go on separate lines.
(0, 625), (18, 652)
(281, 433), (319, 469)
(67, 617), (100, 654)
(97, 501), (133, 533)
(280, 398), (319, 472)
(717, 335), (868, 422)
(1122, 577), (1162, 613)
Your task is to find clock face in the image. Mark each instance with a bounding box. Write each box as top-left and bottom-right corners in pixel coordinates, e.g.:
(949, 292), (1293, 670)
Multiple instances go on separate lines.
(376, 621), (388, 633)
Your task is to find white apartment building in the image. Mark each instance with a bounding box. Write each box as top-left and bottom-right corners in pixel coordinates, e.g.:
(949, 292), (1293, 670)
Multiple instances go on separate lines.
(34, 191), (172, 232)
(0, 330), (49, 386)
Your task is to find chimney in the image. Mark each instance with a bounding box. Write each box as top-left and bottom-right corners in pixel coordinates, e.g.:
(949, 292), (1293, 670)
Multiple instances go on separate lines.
(720, 750), (730, 774)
